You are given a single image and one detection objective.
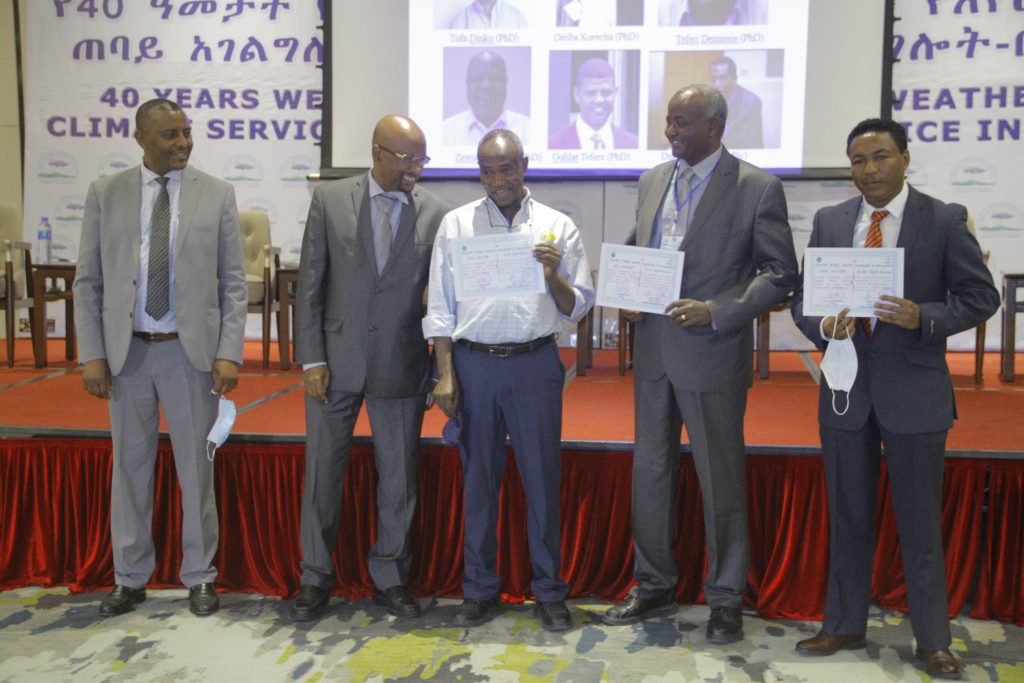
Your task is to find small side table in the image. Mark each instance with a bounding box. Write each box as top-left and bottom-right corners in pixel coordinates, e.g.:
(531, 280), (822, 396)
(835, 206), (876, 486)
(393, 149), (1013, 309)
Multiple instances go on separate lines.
(276, 267), (298, 370)
(1000, 273), (1024, 382)
(31, 262), (77, 368)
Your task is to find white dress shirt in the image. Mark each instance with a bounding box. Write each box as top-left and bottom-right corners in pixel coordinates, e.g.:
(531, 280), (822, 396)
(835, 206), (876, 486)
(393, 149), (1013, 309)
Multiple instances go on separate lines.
(449, 0), (528, 29)
(423, 189), (594, 344)
(575, 117), (614, 151)
(853, 181), (909, 249)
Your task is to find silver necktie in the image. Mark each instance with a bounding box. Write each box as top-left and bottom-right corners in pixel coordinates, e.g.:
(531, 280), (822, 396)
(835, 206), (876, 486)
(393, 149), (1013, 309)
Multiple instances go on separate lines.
(145, 176), (171, 320)
(373, 193), (395, 275)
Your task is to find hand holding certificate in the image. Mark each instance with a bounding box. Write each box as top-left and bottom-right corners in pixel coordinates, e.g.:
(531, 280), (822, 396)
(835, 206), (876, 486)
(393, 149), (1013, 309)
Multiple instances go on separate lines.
(596, 244), (685, 315)
(452, 233), (546, 301)
(802, 247), (904, 317)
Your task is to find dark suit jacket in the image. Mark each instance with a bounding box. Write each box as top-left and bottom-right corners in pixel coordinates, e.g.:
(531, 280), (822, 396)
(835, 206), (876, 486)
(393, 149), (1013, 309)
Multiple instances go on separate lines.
(548, 123), (639, 149)
(723, 85), (763, 149)
(295, 174), (449, 398)
(74, 166), (248, 374)
(791, 186), (999, 434)
(630, 149), (798, 393)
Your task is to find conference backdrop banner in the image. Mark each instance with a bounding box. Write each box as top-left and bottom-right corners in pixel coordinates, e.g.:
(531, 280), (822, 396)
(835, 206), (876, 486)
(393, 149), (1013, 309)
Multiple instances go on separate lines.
(22, 0), (322, 338)
(20, 1), (1022, 351)
(891, 0), (1023, 350)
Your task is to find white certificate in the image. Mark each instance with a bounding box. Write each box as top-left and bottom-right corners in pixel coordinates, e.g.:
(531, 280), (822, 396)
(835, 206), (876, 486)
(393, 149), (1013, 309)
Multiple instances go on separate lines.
(596, 243), (685, 315)
(802, 247), (904, 317)
(452, 233), (546, 301)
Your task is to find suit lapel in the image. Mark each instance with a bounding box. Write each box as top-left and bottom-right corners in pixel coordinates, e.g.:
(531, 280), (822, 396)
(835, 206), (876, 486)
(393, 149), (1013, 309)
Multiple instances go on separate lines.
(175, 168), (201, 258)
(121, 168), (143, 267)
(836, 197), (859, 247)
(682, 150), (736, 249)
(896, 185), (924, 251)
(638, 162), (674, 247)
(352, 175), (377, 275)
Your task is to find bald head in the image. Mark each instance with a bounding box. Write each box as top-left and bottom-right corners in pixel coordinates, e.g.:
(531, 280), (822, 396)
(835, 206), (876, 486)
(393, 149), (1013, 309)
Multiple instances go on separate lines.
(466, 51), (508, 126)
(371, 115), (428, 193)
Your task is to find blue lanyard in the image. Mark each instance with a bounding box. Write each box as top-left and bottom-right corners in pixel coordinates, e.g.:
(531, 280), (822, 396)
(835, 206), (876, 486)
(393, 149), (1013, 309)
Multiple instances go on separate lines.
(670, 158), (717, 225)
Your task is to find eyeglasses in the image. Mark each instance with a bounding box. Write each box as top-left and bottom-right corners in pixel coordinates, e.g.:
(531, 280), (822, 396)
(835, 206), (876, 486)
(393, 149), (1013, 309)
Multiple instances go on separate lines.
(377, 145), (431, 166)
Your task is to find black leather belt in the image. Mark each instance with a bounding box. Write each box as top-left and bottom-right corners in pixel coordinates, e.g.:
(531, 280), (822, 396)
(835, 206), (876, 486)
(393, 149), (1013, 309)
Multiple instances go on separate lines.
(456, 334), (554, 358)
(132, 331), (179, 342)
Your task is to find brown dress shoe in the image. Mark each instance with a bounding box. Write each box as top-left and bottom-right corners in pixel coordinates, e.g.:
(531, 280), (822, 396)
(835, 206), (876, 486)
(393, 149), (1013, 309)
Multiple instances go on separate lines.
(915, 648), (962, 680)
(795, 630), (866, 656)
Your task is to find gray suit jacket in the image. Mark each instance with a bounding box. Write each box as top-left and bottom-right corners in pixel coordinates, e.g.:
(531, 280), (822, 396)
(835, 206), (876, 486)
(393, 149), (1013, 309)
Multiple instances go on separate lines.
(791, 186), (999, 434)
(294, 174), (449, 398)
(630, 149), (797, 393)
(74, 165), (248, 374)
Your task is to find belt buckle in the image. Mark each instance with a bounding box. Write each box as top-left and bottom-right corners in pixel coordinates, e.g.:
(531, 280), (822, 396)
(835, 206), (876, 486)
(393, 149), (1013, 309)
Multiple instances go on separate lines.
(489, 345), (513, 358)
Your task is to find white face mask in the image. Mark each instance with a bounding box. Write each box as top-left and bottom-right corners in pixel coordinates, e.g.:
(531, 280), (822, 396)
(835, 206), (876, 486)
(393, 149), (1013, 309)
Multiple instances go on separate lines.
(205, 397), (236, 461)
(819, 316), (858, 416)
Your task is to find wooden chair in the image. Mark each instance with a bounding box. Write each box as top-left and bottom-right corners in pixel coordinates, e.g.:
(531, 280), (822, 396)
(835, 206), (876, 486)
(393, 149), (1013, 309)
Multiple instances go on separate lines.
(1, 204), (36, 367)
(238, 211), (281, 369)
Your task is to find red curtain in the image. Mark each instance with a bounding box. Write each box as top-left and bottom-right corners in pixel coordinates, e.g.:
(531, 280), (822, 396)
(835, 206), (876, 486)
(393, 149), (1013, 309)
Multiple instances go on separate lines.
(1, 439), (1021, 625)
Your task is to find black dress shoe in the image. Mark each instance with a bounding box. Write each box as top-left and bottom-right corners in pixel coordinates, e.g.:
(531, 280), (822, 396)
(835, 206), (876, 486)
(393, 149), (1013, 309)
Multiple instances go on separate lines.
(290, 584), (330, 622)
(534, 600), (573, 632)
(602, 591), (676, 625)
(188, 583), (220, 617)
(795, 630), (867, 656)
(99, 585), (146, 617)
(453, 597), (502, 627)
(915, 647), (962, 680)
(706, 605), (743, 644)
(373, 585), (421, 618)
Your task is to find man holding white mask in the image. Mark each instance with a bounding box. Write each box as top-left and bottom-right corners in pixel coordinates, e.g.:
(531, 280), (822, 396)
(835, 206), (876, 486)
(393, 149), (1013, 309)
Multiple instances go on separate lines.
(790, 118), (998, 680)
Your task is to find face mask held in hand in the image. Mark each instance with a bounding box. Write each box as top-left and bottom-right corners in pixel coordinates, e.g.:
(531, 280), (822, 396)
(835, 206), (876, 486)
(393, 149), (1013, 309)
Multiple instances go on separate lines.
(818, 314), (859, 416)
(205, 396), (237, 461)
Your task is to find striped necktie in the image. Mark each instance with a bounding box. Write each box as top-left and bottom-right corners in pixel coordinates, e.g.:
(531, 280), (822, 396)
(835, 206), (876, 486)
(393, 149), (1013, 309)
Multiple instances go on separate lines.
(145, 176), (171, 320)
(859, 209), (889, 338)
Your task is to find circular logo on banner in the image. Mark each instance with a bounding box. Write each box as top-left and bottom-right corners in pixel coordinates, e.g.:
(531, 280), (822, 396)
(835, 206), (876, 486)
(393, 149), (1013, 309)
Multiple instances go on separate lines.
(97, 154), (136, 178)
(241, 197), (279, 226)
(223, 155), (264, 184)
(36, 152), (79, 183)
(789, 208), (811, 234)
(976, 203), (1023, 235)
(950, 158), (997, 189)
(282, 238), (303, 264)
(53, 194), (86, 226)
(280, 156), (314, 184)
(51, 233), (77, 262)
(906, 164), (929, 187)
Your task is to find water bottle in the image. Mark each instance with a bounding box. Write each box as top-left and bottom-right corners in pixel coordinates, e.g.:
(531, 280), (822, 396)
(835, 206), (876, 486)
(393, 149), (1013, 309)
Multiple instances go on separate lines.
(36, 216), (52, 264)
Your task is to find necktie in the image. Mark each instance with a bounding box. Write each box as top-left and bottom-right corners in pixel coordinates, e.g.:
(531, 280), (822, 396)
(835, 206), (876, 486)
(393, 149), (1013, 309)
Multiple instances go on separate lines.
(145, 176), (171, 320)
(678, 167), (695, 235)
(373, 193), (395, 275)
(859, 209), (889, 338)
(591, 133), (605, 151)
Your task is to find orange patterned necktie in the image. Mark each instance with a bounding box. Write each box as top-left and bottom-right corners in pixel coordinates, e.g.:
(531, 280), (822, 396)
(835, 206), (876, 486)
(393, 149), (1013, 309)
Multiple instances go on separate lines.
(859, 210), (889, 338)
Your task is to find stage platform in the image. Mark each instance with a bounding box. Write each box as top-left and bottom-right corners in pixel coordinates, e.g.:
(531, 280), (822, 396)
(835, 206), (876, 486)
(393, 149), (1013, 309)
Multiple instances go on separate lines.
(2, 340), (1023, 456)
(2, 341), (1023, 626)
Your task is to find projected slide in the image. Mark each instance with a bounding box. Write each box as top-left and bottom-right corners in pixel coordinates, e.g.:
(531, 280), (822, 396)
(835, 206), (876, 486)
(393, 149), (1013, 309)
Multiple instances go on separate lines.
(409, 0), (808, 174)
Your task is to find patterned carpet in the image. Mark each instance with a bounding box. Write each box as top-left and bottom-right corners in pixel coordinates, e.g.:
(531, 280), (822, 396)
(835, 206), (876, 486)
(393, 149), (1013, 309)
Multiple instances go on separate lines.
(1, 587), (1022, 682)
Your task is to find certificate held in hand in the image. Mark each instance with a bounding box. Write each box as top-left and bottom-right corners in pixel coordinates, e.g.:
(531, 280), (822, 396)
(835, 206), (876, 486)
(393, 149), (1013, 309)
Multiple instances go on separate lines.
(801, 247), (904, 317)
(452, 233), (546, 301)
(596, 243), (685, 315)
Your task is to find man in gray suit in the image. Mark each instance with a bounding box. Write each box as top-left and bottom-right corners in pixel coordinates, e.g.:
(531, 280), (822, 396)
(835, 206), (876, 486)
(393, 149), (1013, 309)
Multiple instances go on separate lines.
(74, 98), (248, 618)
(602, 84), (797, 643)
(291, 115), (448, 621)
(791, 118), (998, 680)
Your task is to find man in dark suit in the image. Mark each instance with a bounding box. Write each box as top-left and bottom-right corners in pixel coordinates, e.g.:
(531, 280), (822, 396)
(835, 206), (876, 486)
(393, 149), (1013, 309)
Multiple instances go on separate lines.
(549, 58), (638, 150)
(291, 115), (449, 621)
(790, 118), (998, 680)
(708, 56), (763, 149)
(602, 84), (796, 643)
(74, 98), (248, 618)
